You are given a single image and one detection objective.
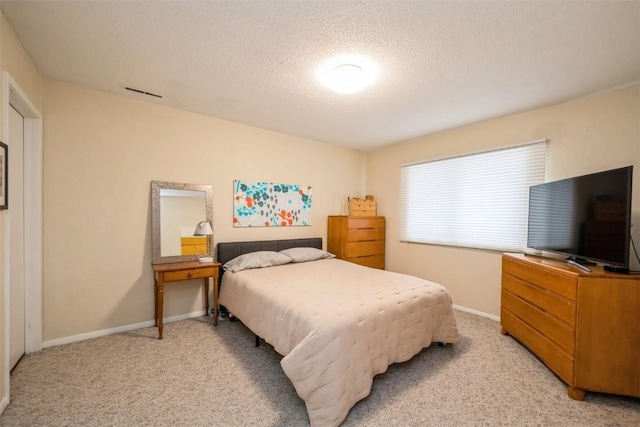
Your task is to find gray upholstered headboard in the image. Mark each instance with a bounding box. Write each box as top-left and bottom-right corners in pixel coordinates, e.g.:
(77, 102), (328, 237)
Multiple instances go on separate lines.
(216, 237), (323, 332)
(216, 237), (323, 266)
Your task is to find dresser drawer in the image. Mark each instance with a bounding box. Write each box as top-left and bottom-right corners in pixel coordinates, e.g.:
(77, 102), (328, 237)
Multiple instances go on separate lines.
(502, 273), (576, 326)
(163, 267), (215, 282)
(503, 257), (577, 301)
(502, 289), (575, 355)
(347, 240), (384, 257)
(347, 217), (385, 229)
(347, 227), (385, 242)
(348, 254), (385, 269)
(501, 308), (574, 384)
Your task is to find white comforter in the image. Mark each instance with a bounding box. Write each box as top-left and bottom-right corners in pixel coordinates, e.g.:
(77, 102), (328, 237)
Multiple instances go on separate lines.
(219, 258), (459, 426)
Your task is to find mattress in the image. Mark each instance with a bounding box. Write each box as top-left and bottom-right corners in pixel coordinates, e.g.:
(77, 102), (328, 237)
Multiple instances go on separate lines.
(219, 258), (459, 426)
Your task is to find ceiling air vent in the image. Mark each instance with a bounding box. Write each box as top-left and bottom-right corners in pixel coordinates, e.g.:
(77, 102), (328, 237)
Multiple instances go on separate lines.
(124, 86), (163, 99)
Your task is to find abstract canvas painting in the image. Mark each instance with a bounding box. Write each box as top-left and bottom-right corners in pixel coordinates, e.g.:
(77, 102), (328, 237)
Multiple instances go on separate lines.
(233, 180), (312, 227)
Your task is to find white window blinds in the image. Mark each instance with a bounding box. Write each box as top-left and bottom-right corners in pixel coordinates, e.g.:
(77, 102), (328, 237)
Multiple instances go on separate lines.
(400, 140), (547, 252)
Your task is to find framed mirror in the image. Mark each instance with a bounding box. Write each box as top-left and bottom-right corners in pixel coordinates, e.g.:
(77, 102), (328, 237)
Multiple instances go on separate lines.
(151, 181), (213, 264)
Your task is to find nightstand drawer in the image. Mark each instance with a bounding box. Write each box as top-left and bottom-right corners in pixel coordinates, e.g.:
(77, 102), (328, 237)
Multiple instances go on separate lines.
(503, 257), (577, 301)
(502, 273), (576, 326)
(164, 267), (215, 282)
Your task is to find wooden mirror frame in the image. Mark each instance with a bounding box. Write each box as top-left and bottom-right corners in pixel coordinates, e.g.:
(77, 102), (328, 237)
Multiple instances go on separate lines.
(151, 181), (213, 264)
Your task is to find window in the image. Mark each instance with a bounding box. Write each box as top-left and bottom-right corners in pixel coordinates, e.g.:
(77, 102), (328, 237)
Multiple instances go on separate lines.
(400, 140), (547, 252)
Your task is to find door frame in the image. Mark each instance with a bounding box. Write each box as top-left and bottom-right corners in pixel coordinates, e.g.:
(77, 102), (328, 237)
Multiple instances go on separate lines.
(1, 72), (43, 409)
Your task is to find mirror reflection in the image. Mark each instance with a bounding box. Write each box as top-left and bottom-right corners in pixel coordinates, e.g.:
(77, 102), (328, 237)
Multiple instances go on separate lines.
(151, 181), (213, 264)
(160, 189), (207, 257)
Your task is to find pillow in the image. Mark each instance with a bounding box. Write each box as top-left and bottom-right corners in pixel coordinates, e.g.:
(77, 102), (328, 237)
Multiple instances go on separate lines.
(223, 251), (293, 273)
(279, 247), (336, 263)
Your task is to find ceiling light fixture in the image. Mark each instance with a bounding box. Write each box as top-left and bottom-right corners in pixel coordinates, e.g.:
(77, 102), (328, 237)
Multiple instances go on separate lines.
(317, 55), (378, 95)
(329, 64), (365, 94)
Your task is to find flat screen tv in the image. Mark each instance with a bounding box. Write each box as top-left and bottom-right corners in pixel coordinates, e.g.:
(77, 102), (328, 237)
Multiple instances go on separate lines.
(527, 165), (633, 270)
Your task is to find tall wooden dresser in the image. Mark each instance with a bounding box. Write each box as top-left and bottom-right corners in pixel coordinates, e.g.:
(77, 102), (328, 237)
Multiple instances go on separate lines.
(501, 253), (640, 400)
(327, 216), (385, 269)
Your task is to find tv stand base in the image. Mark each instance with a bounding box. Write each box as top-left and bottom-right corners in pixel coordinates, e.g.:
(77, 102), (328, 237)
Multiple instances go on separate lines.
(566, 256), (596, 266)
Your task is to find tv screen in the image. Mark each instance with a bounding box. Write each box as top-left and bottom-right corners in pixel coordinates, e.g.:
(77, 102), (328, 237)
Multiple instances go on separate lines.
(527, 166), (633, 268)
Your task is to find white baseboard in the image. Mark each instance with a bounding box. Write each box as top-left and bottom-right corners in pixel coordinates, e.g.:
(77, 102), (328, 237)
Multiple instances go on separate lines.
(42, 310), (207, 349)
(40, 306), (497, 349)
(453, 304), (500, 322)
(0, 395), (9, 416)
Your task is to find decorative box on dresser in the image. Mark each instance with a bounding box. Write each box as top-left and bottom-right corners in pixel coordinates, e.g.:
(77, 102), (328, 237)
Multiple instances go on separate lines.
(327, 216), (385, 269)
(500, 253), (640, 400)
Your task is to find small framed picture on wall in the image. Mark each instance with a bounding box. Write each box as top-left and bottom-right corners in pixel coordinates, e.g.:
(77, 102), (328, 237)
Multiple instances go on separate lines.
(0, 141), (7, 210)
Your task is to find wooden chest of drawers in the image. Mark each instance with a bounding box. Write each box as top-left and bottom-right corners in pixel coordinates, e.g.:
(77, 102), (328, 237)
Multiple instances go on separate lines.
(327, 216), (385, 269)
(501, 253), (640, 400)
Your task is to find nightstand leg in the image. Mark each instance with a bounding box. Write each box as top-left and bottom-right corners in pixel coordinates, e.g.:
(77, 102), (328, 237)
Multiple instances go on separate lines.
(157, 277), (164, 339)
(213, 277), (218, 326)
(153, 277), (158, 327)
(204, 277), (210, 316)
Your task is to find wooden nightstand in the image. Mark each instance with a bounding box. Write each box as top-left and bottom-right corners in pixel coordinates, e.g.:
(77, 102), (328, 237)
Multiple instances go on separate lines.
(152, 261), (221, 339)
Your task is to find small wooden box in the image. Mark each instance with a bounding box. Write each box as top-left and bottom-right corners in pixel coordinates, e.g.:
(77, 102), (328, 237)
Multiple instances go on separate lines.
(349, 198), (377, 216)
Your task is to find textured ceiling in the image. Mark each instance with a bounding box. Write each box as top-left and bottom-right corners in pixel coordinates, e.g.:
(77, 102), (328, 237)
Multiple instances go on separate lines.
(2, 1), (639, 151)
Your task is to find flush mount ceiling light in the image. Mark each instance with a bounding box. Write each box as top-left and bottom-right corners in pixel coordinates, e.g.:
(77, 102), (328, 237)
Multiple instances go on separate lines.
(328, 64), (364, 94)
(317, 55), (378, 94)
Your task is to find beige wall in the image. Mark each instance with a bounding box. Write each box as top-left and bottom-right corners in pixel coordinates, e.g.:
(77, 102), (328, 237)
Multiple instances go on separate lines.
(0, 11), (44, 412)
(366, 85), (640, 317)
(42, 79), (365, 342)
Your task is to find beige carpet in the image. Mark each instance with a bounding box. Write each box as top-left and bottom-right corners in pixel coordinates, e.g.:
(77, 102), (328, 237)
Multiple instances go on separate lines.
(1, 310), (638, 426)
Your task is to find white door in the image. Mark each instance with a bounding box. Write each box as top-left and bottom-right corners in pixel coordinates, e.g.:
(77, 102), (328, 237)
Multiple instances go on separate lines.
(9, 104), (25, 370)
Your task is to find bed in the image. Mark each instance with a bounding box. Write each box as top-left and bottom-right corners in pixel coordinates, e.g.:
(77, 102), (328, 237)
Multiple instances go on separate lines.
(217, 238), (460, 427)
